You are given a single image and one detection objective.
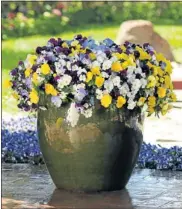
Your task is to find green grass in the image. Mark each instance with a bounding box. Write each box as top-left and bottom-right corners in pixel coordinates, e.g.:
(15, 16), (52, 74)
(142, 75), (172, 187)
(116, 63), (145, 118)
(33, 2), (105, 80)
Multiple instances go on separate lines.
(2, 24), (182, 114)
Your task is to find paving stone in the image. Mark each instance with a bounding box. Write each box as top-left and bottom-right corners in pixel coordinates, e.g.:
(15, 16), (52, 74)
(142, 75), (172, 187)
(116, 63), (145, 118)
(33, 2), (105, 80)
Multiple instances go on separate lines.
(2, 164), (182, 209)
(160, 201), (182, 208)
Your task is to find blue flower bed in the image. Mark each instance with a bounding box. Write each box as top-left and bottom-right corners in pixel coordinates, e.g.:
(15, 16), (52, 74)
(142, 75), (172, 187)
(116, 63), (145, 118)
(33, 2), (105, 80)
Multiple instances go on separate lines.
(2, 116), (182, 170)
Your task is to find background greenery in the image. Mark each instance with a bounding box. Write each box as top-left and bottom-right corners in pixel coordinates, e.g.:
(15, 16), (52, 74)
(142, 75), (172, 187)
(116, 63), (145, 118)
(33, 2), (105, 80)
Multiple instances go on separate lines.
(2, 1), (182, 113)
(2, 2), (182, 39)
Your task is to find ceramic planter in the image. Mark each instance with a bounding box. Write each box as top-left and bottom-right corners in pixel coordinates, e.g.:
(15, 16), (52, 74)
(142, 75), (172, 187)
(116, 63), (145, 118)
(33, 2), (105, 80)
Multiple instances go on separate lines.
(38, 95), (143, 192)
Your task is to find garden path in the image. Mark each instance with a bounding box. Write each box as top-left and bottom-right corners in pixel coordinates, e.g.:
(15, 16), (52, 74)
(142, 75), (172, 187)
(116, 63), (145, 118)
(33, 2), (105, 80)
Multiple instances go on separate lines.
(2, 164), (182, 209)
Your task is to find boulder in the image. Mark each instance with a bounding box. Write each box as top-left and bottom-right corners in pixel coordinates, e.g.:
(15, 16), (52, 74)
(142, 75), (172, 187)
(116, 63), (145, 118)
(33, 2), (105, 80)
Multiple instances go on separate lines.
(116, 20), (175, 61)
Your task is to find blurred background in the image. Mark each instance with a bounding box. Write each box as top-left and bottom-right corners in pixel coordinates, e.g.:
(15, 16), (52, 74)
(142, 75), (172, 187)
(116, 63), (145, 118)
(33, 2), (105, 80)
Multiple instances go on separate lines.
(2, 1), (182, 113)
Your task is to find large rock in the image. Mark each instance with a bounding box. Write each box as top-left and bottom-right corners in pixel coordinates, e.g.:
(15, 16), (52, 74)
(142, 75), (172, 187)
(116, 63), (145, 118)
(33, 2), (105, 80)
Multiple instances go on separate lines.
(116, 20), (175, 61)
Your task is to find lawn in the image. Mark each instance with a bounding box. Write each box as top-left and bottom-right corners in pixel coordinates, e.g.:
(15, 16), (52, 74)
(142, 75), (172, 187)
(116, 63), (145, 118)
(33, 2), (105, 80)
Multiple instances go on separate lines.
(2, 24), (182, 114)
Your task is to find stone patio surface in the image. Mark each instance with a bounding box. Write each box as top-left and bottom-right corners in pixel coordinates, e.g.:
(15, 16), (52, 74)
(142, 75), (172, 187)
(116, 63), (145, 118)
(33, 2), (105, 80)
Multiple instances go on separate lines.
(2, 164), (182, 209)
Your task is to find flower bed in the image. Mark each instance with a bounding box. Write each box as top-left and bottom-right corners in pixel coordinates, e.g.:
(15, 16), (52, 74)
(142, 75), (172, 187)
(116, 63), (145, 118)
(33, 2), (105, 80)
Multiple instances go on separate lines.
(2, 116), (182, 170)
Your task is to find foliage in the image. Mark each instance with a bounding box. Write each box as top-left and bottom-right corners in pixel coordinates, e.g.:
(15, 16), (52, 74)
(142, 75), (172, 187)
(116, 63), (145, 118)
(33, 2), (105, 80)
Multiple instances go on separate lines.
(2, 1), (182, 39)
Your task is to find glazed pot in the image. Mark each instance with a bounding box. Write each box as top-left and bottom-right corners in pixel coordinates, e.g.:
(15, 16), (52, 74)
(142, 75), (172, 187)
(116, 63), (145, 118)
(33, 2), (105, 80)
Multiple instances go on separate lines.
(37, 95), (143, 192)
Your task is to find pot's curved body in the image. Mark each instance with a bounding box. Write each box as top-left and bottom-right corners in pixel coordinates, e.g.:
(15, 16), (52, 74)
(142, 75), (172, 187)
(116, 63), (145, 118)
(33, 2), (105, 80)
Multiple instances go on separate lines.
(38, 96), (143, 192)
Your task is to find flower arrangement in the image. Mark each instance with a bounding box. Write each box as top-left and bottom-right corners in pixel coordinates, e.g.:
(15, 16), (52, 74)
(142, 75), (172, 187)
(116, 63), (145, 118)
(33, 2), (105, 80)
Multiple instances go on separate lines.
(7, 35), (176, 126)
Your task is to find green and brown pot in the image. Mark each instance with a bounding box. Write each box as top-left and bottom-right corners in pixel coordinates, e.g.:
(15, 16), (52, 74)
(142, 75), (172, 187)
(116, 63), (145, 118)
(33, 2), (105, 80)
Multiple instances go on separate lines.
(37, 95), (143, 192)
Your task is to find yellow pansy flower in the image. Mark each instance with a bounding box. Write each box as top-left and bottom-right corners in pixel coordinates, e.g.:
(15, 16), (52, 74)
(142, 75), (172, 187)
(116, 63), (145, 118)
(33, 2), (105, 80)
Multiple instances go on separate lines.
(32, 72), (38, 84)
(165, 60), (172, 74)
(4, 80), (12, 88)
(86, 72), (93, 83)
(41, 63), (51, 75)
(169, 82), (174, 90)
(95, 76), (105, 88)
(127, 57), (136, 66)
(157, 87), (166, 98)
(25, 68), (32, 78)
(152, 66), (158, 76)
(148, 96), (156, 107)
(170, 92), (177, 102)
(111, 62), (123, 72)
(62, 42), (69, 48)
(147, 75), (156, 88)
(114, 53), (128, 60)
(116, 96), (126, 108)
(137, 97), (146, 106)
(101, 94), (112, 108)
(12, 92), (19, 100)
(148, 106), (155, 114)
(27, 54), (37, 66)
(136, 46), (151, 60)
(89, 53), (96, 60)
(120, 45), (126, 52)
(121, 61), (129, 69)
(79, 48), (86, 53)
(71, 40), (79, 47)
(140, 51), (151, 60)
(161, 103), (169, 116)
(164, 75), (171, 88)
(29, 89), (39, 104)
(155, 53), (166, 63)
(159, 77), (164, 83)
(157, 67), (164, 77)
(45, 84), (57, 96)
(91, 66), (100, 75)
(147, 61), (154, 69)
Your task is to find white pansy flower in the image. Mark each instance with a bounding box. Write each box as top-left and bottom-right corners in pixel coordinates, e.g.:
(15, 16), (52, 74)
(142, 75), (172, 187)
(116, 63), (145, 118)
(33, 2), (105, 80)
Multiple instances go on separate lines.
(72, 65), (79, 71)
(127, 100), (136, 110)
(127, 66), (135, 75)
(146, 89), (155, 96)
(37, 76), (45, 83)
(73, 83), (85, 91)
(101, 72), (109, 78)
(102, 59), (112, 70)
(58, 54), (67, 59)
(96, 89), (103, 99)
(82, 58), (91, 66)
(136, 59), (140, 67)
(119, 83), (130, 96)
(83, 103), (89, 109)
(97, 51), (106, 63)
(104, 80), (114, 93)
(63, 74), (72, 85)
(51, 96), (62, 108)
(82, 108), (93, 118)
(79, 74), (86, 82)
(57, 74), (72, 89)
(60, 92), (67, 100)
(127, 91), (136, 101)
(127, 74), (136, 84)
(77, 67), (87, 76)
(112, 76), (121, 87)
(141, 73), (146, 78)
(142, 103), (148, 113)
(140, 78), (147, 88)
(135, 67), (142, 74)
(110, 56), (117, 62)
(66, 103), (80, 127)
(55, 62), (65, 75)
(92, 60), (100, 68)
(66, 61), (71, 70)
(132, 79), (141, 91)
